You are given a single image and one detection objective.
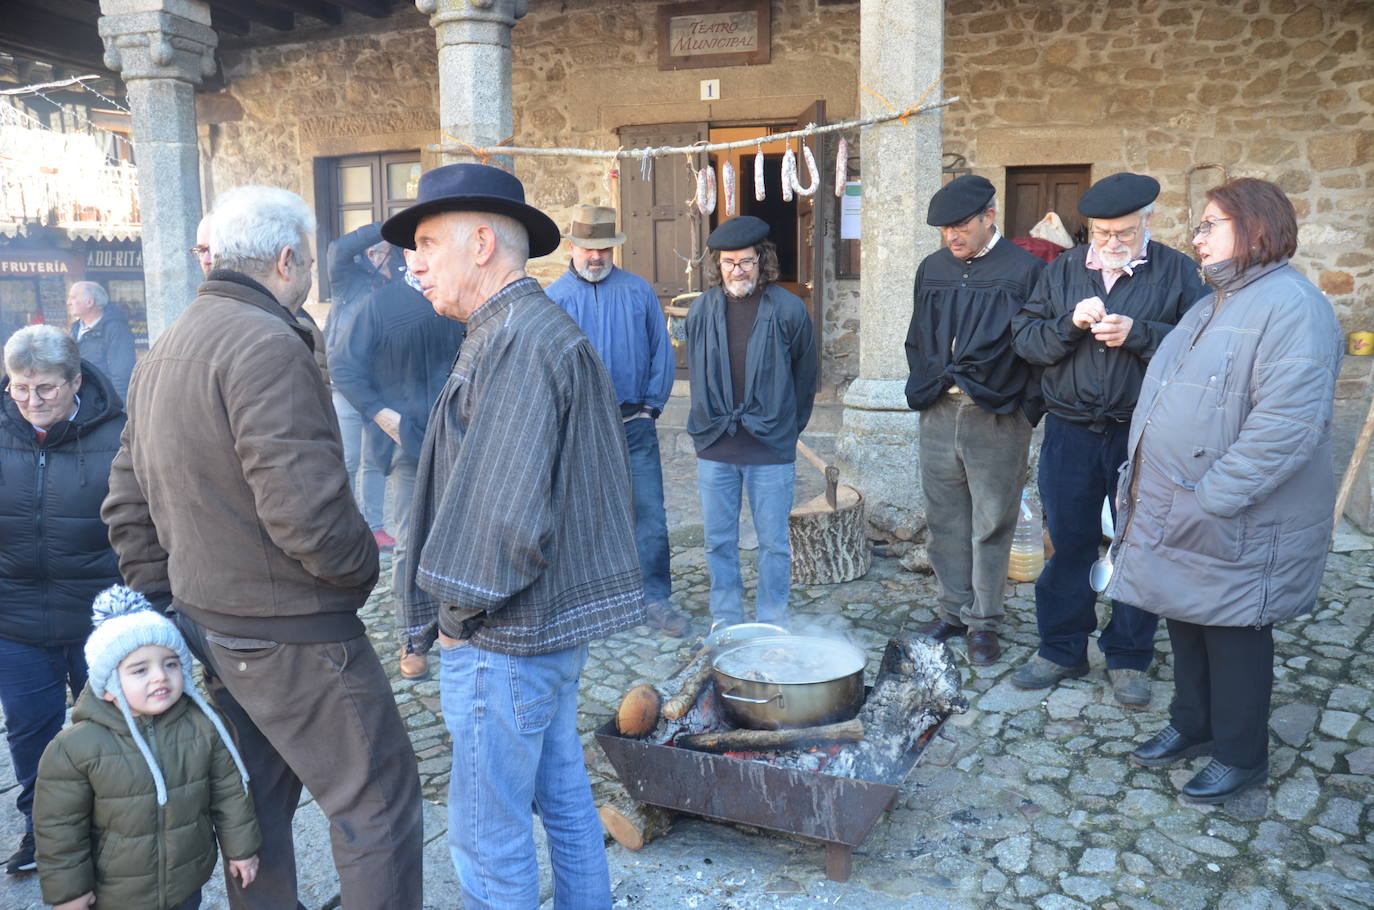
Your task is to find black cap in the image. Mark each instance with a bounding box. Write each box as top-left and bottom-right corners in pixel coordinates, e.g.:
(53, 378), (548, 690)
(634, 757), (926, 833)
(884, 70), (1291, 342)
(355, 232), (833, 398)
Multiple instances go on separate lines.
(381, 163), (561, 257)
(926, 175), (995, 227)
(706, 216), (770, 251)
(1077, 173), (1160, 219)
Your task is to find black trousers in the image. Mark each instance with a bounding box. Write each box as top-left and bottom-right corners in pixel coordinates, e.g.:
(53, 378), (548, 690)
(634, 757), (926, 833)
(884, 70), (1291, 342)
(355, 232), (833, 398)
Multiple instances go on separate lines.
(1166, 618), (1274, 769)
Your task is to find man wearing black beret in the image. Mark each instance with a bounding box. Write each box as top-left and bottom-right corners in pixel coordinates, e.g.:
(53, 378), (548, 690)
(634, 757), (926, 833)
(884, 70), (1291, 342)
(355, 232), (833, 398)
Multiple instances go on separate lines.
(686, 215), (817, 630)
(1011, 172), (1206, 704)
(906, 175), (1046, 665)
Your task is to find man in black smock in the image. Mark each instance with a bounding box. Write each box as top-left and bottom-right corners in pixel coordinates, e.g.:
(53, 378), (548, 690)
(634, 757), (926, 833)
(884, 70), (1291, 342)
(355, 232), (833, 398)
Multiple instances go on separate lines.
(906, 175), (1045, 666)
(1010, 172), (1206, 704)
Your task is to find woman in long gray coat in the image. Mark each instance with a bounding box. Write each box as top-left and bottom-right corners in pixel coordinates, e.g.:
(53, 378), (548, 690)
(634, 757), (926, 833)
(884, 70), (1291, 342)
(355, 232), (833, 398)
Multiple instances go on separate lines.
(1105, 178), (1343, 805)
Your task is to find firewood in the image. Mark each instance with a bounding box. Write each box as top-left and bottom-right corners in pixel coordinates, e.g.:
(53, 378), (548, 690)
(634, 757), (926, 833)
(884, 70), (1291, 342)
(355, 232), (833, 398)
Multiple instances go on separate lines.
(676, 718), (865, 753)
(661, 651), (713, 720)
(598, 797), (675, 851)
(615, 684), (662, 737)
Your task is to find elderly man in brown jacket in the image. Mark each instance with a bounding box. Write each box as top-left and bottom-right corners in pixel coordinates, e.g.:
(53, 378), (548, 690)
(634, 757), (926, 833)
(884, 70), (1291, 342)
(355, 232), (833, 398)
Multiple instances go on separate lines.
(101, 185), (423, 910)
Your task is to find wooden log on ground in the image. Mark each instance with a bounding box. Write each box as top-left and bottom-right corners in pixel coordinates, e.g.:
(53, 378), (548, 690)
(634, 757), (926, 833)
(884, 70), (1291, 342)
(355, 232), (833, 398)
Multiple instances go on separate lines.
(598, 797), (675, 850)
(587, 749), (675, 850)
(677, 718), (865, 753)
(789, 484), (871, 585)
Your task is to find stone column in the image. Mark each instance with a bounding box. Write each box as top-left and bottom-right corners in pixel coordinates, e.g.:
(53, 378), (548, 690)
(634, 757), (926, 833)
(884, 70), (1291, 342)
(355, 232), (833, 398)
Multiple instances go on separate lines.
(417, 0), (527, 169)
(838, 0), (944, 523)
(98, 0), (216, 341)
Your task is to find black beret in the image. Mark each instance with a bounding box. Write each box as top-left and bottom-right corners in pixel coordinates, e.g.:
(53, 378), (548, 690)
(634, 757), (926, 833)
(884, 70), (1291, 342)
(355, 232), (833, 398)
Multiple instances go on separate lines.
(926, 175), (996, 227)
(707, 216), (770, 251)
(1077, 173), (1160, 219)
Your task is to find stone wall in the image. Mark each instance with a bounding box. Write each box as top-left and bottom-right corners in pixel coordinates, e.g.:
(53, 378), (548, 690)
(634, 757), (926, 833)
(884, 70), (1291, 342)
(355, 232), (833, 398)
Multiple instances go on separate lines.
(943, 0), (1374, 330)
(202, 0), (1372, 383)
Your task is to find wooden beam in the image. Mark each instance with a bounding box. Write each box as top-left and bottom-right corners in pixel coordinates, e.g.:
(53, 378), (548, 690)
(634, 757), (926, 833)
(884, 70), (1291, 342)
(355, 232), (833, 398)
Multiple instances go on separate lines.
(207, 0), (294, 31)
(328, 0), (391, 18)
(255, 0), (343, 26)
(0, 5), (109, 75)
(209, 7), (253, 36)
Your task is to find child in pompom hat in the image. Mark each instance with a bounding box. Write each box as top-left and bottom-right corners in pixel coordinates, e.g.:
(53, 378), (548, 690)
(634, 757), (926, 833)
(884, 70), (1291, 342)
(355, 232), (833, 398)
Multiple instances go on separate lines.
(33, 586), (260, 910)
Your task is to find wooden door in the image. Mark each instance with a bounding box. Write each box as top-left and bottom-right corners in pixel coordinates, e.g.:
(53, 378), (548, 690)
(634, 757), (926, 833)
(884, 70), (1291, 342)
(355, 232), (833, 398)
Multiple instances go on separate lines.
(618, 122), (709, 375)
(1004, 165), (1092, 244)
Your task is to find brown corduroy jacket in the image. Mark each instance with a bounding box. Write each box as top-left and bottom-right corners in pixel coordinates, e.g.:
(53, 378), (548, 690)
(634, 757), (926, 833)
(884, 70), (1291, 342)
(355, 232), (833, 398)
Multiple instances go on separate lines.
(102, 272), (378, 642)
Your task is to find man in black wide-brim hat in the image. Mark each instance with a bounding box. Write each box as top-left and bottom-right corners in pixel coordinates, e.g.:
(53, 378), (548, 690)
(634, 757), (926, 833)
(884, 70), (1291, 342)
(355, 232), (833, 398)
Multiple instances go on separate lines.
(384, 163), (645, 907)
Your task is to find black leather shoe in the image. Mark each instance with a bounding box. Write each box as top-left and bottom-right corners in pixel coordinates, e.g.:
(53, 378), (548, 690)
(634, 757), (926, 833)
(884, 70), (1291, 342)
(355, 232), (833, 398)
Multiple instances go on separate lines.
(918, 618), (969, 642)
(968, 630), (1002, 666)
(1181, 759), (1268, 804)
(1131, 725), (1214, 768)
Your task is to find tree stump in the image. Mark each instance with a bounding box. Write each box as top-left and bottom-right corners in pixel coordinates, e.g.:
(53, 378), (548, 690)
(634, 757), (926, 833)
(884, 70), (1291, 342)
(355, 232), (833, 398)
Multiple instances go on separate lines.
(789, 484), (870, 584)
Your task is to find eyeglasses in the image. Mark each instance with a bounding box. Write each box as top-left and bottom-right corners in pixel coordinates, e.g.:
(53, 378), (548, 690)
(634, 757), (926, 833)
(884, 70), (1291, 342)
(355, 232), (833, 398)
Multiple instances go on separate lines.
(1090, 227), (1140, 244)
(942, 213), (987, 234)
(189, 244), (210, 258)
(9, 380), (69, 401)
(719, 257), (757, 273)
(1193, 218), (1231, 237)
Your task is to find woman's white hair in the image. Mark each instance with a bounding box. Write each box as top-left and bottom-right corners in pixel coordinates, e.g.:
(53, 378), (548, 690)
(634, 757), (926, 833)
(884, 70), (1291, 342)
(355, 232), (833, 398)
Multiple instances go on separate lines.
(210, 185), (316, 274)
(5, 324), (81, 381)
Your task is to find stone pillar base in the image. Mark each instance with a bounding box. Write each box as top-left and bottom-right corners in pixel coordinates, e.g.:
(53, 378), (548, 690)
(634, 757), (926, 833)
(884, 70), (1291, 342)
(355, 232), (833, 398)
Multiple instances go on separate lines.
(837, 378), (921, 524)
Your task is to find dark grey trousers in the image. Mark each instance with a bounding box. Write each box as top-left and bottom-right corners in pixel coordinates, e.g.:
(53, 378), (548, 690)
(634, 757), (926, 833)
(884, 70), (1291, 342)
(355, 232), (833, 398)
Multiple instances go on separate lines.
(919, 393), (1032, 632)
(176, 614), (424, 910)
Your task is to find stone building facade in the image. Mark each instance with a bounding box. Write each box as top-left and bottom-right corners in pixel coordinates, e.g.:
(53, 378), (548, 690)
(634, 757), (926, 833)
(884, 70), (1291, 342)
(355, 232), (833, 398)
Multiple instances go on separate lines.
(198, 0), (1371, 400)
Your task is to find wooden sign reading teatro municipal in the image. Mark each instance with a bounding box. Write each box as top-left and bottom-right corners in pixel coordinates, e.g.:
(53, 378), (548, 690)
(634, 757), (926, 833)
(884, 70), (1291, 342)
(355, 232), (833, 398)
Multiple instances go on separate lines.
(657, 0), (770, 71)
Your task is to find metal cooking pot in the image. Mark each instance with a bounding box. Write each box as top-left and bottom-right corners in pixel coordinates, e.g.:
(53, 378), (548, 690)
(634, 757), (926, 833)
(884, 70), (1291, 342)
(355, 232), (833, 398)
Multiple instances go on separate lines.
(710, 635), (866, 731)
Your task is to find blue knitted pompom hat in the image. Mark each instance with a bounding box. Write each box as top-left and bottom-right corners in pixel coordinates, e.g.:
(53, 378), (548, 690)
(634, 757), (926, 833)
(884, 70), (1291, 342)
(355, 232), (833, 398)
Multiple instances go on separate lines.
(83, 585), (250, 805)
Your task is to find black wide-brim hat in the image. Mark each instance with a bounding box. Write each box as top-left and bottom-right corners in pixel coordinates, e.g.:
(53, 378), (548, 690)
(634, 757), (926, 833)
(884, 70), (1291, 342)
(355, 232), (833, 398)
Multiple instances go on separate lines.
(381, 163), (562, 258)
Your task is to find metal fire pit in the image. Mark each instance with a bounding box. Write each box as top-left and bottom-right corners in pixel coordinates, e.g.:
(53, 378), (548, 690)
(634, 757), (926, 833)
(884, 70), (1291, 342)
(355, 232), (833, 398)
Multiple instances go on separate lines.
(595, 713), (946, 882)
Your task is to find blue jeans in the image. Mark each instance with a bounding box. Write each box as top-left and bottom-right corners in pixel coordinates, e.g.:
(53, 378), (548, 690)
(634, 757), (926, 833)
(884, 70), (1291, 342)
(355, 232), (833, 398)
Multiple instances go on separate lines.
(439, 642), (609, 910)
(332, 390), (387, 530)
(0, 637), (86, 831)
(625, 416), (671, 605)
(697, 458), (795, 627)
(1035, 416), (1157, 670)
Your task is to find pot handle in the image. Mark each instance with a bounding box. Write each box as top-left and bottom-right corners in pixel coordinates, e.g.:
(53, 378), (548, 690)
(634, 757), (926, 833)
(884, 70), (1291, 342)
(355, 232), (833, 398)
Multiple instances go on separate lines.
(720, 688), (783, 706)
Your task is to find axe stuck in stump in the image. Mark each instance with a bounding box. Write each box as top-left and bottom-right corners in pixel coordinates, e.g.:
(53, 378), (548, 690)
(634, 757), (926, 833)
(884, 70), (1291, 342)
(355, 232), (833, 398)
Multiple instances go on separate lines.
(789, 441), (872, 585)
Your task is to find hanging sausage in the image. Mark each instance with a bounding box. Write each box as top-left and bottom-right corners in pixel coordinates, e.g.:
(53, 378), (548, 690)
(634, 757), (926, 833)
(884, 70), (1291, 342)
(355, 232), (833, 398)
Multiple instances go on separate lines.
(835, 137), (848, 198)
(695, 164), (717, 215)
(722, 161), (736, 216)
(754, 145), (766, 202)
(781, 146), (797, 202)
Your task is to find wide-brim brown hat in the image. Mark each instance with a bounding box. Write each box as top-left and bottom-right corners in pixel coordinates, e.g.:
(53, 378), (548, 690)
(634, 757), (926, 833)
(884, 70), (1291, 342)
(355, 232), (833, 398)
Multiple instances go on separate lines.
(381, 163), (561, 258)
(563, 204), (626, 249)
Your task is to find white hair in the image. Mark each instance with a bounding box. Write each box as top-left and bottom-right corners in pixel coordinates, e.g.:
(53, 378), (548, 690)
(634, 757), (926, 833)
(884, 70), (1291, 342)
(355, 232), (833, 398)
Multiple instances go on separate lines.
(446, 210), (529, 266)
(210, 185), (316, 274)
(1136, 202), (1154, 219)
(68, 281), (108, 310)
(5, 324), (81, 381)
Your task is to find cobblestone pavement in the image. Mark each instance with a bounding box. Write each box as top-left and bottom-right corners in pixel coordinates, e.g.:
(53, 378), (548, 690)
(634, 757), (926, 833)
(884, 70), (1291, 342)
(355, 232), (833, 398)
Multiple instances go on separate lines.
(4, 409), (1372, 909)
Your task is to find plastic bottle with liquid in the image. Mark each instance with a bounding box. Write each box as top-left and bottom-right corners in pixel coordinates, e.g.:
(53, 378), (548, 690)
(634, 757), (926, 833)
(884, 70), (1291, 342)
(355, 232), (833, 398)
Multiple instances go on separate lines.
(1008, 491), (1045, 582)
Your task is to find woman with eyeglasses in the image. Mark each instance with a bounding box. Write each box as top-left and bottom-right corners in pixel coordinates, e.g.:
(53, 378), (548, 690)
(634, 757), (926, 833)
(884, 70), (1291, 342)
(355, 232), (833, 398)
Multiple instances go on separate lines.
(1102, 178), (1343, 805)
(0, 325), (126, 874)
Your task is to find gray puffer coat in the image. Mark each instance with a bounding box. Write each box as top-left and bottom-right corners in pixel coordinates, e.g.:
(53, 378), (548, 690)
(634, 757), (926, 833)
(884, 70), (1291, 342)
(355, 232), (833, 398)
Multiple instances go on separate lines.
(1105, 258), (1343, 628)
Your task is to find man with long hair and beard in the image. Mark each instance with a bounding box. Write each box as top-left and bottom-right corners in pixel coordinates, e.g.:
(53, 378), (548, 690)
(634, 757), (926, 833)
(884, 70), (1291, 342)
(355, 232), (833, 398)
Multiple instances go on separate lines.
(685, 216), (817, 631)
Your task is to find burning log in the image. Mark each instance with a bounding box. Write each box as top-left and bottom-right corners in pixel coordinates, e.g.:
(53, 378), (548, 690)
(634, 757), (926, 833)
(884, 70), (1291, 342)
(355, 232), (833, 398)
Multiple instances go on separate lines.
(677, 718), (865, 753)
(824, 632), (967, 782)
(662, 650), (713, 720)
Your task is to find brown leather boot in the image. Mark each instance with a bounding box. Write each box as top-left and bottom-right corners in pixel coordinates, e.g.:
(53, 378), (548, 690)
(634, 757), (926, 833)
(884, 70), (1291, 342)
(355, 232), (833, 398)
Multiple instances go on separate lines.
(967, 630), (1002, 666)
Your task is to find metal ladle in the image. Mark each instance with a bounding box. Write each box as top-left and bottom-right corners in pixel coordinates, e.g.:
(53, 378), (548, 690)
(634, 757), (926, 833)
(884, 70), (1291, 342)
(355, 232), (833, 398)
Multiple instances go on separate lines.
(1089, 550), (1114, 594)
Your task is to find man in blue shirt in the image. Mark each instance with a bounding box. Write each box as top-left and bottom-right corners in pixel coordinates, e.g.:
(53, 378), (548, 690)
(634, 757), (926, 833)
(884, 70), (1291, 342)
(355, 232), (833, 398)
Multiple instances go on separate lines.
(547, 205), (687, 637)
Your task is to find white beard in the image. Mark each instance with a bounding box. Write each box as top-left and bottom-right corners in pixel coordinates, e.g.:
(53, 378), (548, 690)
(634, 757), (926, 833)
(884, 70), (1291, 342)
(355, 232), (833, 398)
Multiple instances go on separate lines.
(575, 263), (611, 283)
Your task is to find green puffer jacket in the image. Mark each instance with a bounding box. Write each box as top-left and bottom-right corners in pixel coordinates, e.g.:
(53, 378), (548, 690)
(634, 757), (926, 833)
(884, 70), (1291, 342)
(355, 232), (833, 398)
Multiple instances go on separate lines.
(34, 687), (261, 910)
